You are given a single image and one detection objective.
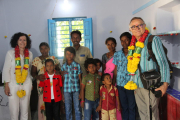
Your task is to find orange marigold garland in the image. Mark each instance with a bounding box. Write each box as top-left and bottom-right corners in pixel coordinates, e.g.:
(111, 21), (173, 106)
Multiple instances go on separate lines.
(124, 30), (149, 90)
(15, 45), (29, 98)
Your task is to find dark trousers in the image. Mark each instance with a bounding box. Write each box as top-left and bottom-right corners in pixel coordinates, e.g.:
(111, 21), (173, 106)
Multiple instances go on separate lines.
(117, 86), (136, 120)
(45, 100), (60, 120)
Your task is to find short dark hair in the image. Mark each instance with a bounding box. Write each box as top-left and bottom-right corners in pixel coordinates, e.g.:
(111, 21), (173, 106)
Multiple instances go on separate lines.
(39, 42), (50, 49)
(130, 17), (145, 24)
(105, 37), (117, 45)
(94, 58), (102, 67)
(65, 47), (76, 55)
(101, 73), (111, 81)
(45, 59), (54, 66)
(84, 58), (96, 69)
(10, 32), (31, 49)
(120, 32), (132, 41)
(70, 30), (81, 38)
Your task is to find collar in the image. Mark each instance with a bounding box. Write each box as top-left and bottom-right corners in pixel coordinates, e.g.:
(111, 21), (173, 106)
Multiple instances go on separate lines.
(88, 73), (96, 76)
(144, 33), (151, 44)
(73, 45), (81, 51)
(121, 48), (128, 57)
(44, 71), (58, 78)
(103, 85), (114, 92)
(65, 61), (74, 66)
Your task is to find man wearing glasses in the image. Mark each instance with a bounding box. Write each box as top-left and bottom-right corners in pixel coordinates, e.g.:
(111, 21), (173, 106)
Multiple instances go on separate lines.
(129, 17), (170, 120)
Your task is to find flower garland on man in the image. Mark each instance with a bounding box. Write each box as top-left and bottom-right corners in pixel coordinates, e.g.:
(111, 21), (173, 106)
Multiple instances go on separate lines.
(124, 27), (149, 90)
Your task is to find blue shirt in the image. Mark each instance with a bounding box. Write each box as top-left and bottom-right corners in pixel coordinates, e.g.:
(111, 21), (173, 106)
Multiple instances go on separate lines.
(113, 49), (131, 87)
(134, 33), (170, 88)
(61, 61), (82, 92)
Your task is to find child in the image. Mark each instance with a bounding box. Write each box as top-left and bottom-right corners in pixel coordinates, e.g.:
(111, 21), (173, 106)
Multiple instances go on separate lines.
(39, 59), (63, 120)
(61, 47), (82, 120)
(81, 58), (101, 120)
(94, 58), (103, 76)
(96, 73), (121, 120)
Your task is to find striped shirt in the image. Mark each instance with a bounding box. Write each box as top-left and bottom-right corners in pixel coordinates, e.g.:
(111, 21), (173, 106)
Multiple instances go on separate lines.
(133, 33), (170, 88)
(61, 61), (82, 92)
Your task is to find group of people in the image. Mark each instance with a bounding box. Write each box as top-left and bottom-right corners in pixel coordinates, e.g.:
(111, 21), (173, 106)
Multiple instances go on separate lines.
(3, 17), (170, 120)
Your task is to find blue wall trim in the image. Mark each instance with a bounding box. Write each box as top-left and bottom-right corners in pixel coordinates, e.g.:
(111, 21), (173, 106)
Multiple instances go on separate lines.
(132, 0), (159, 15)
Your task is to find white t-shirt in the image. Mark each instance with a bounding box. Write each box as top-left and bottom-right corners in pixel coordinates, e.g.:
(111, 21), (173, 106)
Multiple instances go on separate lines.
(48, 74), (54, 99)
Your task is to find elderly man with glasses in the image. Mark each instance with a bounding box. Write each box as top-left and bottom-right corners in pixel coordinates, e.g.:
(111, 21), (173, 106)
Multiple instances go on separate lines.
(128, 17), (170, 120)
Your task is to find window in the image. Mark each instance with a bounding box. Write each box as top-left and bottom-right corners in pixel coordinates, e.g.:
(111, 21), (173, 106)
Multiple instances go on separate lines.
(48, 17), (93, 59)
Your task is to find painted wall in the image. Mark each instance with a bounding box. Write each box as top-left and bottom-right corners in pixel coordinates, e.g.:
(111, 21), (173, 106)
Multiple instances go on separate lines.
(0, 1), (9, 70)
(0, 0), (133, 69)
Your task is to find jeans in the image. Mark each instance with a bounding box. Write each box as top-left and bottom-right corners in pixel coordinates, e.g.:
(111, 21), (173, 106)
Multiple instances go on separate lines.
(117, 86), (136, 120)
(64, 91), (82, 120)
(45, 100), (60, 120)
(84, 98), (99, 120)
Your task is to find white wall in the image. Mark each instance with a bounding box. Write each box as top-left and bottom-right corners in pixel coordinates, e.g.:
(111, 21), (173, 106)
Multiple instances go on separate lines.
(0, 1), (9, 70)
(0, 0), (133, 69)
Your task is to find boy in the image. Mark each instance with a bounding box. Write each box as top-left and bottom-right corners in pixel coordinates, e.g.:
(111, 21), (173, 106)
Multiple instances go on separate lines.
(39, 59), (63, 120)
(61, 47), (82, 120)
(113, 32), (136, 120)
(96, 73), (121, 120)
(94, 58), (103, 76)
(63, 30), (93, 76)
(81, 58), (101, 120)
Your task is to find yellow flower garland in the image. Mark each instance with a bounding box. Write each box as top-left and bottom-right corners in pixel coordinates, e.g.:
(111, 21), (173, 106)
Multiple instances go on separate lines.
(17, 90), (26, 98)
(127, 42), (145, 74)
(125, 30), (149, 90)
(124, 81), (138, 90)
(15, 46), (29, 98)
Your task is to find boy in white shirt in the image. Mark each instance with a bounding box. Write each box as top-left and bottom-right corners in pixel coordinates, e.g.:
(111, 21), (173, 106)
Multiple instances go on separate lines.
(39, 59), (63, 120)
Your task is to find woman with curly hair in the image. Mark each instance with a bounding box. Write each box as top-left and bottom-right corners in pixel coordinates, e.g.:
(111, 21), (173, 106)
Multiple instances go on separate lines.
(3, 32), (33, 120)
(31, 42), (62, 120)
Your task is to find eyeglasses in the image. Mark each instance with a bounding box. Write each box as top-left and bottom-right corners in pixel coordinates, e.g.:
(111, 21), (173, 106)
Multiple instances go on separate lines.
(130, 23), (144, 30)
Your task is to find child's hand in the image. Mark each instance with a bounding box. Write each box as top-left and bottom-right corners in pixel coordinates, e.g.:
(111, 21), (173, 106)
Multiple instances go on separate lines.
(117, 105), (121, 111)
(60, 70), (67, 76)
(81, 101), (84, 108)
(37, 74), (46, 81)
(95, 105), (101, 112)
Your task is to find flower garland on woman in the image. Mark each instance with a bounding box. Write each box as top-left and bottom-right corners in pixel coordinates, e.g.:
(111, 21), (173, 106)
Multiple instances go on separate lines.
(15, 45), (29, 98)
(124, 30), (149, 90)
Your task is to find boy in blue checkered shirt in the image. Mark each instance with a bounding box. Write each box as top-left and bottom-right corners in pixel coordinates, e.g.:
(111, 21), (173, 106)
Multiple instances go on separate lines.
(61, 47), (82, 120)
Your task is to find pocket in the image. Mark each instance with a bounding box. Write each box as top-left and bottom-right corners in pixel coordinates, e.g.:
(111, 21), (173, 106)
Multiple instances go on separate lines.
(79, 56), (86, 62)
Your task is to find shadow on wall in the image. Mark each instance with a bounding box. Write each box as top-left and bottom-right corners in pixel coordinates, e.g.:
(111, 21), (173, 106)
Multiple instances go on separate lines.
(30, 48), (39, 59)
(170, 67), (180, 89)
